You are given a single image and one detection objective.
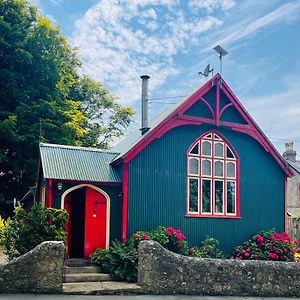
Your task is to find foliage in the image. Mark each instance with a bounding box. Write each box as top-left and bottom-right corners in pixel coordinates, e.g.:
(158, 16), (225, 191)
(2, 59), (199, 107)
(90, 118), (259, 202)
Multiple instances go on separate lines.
(1, 203), (68, 260)
(132, 226), (189, 256)
(232, 229), (299, 262)
(106, 239), (138, 283)
(0, 215), (5, 245)
(90, 248), (109, 266)
(190, 236), (225, 258)
(0, 0), (134, 203)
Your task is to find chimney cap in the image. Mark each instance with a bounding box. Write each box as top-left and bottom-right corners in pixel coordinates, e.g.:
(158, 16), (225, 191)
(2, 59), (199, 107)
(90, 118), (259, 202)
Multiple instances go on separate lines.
(140, 75), (150, 80)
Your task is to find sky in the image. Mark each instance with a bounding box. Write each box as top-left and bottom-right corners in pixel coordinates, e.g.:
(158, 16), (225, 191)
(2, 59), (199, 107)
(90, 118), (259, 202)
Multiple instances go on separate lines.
(31, 0), (300, 158)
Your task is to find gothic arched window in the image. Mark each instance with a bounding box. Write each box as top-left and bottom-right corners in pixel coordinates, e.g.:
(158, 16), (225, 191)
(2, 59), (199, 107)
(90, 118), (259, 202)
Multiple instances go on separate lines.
(187, 131), (239, 217)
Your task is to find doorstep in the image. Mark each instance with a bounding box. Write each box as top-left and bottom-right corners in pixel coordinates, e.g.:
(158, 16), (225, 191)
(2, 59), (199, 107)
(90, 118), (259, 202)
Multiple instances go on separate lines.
(63, 281), (144, 295)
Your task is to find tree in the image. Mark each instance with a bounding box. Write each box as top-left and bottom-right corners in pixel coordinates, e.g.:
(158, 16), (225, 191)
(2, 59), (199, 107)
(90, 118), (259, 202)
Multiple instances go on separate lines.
(70, 76), (134, 149)
(0, 0), (134, 203)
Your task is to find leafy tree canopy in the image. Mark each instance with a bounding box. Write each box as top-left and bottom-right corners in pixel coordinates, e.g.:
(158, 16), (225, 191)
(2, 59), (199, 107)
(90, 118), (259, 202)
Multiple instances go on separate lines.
(0, 0), (134, 202)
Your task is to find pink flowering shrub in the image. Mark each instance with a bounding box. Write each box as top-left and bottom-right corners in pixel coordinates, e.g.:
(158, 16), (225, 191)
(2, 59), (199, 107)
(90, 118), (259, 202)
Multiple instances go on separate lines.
(232, 229), (299, 262)
(132, 226), (189, 255)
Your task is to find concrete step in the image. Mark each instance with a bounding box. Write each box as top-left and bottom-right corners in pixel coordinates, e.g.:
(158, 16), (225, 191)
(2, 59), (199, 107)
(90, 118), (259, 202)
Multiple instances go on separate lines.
(66, 266), (101, 274)
(63, 281), (143, 295)
(65, 273), (112, 283)
(66, 258), (90, 267)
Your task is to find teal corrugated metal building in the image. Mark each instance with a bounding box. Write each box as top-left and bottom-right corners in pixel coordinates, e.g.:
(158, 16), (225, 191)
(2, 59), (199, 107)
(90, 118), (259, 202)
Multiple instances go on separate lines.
(36, 74), (293, 257)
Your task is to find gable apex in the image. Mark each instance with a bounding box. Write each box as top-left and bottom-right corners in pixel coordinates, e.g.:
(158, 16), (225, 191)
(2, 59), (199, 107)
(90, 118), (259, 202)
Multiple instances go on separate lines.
(113, 74), (293, 177)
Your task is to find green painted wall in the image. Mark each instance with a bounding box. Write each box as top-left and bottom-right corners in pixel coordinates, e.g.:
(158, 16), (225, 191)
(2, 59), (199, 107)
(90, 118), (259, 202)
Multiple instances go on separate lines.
(127, 124), (285, 254)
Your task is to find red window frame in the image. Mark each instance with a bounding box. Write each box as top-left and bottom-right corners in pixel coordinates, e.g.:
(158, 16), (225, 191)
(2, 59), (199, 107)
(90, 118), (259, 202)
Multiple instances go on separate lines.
(186, 130), (240, 218)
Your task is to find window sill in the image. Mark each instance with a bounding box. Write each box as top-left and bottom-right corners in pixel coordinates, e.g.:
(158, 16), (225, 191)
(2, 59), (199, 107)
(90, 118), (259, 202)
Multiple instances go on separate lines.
(185, 214), (241, 219)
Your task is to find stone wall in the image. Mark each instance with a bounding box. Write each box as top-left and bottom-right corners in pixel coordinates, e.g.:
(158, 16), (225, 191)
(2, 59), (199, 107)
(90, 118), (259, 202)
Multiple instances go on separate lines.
(0, 241), (65, 294)
(138, 240), (300, 297)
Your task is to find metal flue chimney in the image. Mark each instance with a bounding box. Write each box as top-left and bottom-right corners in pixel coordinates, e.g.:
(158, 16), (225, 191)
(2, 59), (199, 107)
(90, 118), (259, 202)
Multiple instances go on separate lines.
(140, 75), (150, 135)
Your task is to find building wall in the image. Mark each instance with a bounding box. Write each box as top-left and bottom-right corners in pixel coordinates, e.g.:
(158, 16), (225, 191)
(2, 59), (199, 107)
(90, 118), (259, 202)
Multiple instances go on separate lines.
(287, 173), (300, 216)
(127, 124), (285, 254)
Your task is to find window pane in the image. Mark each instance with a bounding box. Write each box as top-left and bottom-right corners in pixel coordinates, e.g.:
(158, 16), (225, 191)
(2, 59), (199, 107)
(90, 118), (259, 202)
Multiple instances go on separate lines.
(202, 159), (211, 176)
(226, 146), (234, 158)
(189, 178), (198, 212)
(204, 133), (212, 139)
(214, 161), (223, 177)
(214, 181), (224, 214)
(227, 181), (236, 214)
(214, 143), (224, 157)
(202, 179), (211, 213)
(190, 143), (199, 154)
(226, 162), (235, 178)
(214, 133), (222, 141)
(189, 158), (199, 175)
(202, 141), (211, 156)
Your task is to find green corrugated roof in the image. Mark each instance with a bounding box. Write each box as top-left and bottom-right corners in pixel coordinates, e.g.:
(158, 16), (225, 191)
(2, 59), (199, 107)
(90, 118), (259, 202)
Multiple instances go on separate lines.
(40, 143), (121, 183)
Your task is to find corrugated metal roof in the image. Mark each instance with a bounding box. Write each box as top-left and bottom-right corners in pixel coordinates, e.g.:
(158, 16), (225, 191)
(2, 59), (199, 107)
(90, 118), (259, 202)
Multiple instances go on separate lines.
(112, 76), (211, 160)
(40, 143), (121, 183)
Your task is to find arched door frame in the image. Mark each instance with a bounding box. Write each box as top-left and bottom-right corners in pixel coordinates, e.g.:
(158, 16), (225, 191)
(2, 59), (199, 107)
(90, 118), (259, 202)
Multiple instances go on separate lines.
(61, 184), (110, 249)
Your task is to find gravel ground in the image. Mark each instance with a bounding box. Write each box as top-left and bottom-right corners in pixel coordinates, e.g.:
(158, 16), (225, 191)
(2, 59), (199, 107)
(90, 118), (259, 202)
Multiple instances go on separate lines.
(0, 246), (8, 265)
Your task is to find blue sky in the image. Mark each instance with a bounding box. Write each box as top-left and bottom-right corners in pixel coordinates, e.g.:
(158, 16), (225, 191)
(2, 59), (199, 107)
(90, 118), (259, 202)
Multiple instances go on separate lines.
(31, 0), (300, 157)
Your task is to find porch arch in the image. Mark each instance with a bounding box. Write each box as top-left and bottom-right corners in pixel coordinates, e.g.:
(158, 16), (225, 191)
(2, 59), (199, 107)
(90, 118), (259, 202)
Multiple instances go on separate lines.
(61, 184), (110, 249)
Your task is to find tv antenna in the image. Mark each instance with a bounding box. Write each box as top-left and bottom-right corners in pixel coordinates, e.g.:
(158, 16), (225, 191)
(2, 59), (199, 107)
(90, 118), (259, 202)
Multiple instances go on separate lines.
(198, 64), (214, 78)
(213, 45), (228, 76)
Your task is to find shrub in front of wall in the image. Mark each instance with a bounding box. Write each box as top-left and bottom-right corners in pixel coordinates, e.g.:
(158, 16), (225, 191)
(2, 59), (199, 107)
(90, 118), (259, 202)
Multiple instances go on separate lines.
(132, 226), (189, 256)
(90, 248), (109, 266)
(2, 203), (68, 260)
(232, 229), (299, 261)
(190, 236), (225, 258)
(106, 238), (138, 282)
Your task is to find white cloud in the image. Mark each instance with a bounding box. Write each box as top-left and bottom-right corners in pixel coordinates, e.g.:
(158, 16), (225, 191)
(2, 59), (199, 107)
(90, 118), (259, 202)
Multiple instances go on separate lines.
(71, 0), (223, 105)
(189, 0), (236, 12)
(211, 1), (300, 48)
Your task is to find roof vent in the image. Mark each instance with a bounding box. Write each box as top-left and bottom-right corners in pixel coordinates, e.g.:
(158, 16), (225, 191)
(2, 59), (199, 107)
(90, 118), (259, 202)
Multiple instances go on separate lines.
(140, 75), (150, 135)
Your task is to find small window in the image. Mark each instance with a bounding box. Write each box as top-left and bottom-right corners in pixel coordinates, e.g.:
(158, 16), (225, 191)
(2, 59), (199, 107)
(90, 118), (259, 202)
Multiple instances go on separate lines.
(188, 178), (199, 213)
(190, 143), (199, 154)
(215, 142), (224, 157)
(226, 162), (236, 178)
(202, 159), (212, 176)
(214, 160), (224, 177)
(202, 141), (212, 156)
(189, 158), (199, 175)
(187, 131), (239, 218)
(202, 179), (211, 213)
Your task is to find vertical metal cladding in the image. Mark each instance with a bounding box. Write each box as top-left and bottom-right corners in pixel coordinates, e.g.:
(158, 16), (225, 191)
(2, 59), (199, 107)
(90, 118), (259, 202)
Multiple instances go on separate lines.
(127, 123), (285, 255)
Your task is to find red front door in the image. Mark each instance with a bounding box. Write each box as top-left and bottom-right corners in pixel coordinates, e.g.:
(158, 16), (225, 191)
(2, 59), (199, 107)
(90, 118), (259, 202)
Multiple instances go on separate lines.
(84, 187), (107, 257)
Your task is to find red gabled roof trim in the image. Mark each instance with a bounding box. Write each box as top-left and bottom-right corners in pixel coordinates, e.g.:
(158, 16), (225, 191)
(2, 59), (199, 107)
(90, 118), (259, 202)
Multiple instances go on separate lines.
(121, 74), (292, 177)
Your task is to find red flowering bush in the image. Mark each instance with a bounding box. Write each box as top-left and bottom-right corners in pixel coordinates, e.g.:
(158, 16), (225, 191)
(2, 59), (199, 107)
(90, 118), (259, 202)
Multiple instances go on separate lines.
(232, 229), (299, 262)
(132, 226), (189, 255)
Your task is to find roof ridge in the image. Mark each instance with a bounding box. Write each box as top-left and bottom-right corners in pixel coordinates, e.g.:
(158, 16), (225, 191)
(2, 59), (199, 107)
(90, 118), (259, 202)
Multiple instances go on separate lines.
(39, 143), (120, 155)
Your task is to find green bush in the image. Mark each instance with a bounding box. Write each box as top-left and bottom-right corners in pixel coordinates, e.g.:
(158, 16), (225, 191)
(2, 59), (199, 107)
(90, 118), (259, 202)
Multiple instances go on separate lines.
(106, 238), (138, 282)
(190, 236), (224, 258)
(90, 248), (109, 266)
(0, 215), (5, 245)
(232, 229), (299, 261)
(2, 203), (68, 260)
(132, 226), (189, 255)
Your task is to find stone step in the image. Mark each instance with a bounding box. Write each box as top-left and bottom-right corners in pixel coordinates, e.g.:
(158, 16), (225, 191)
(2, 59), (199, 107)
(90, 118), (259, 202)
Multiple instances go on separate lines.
(66, 258), (90, 267)
(65, 273), (112, 283)
(66, 266), (101, 274)
(63, 281), (143, 295)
